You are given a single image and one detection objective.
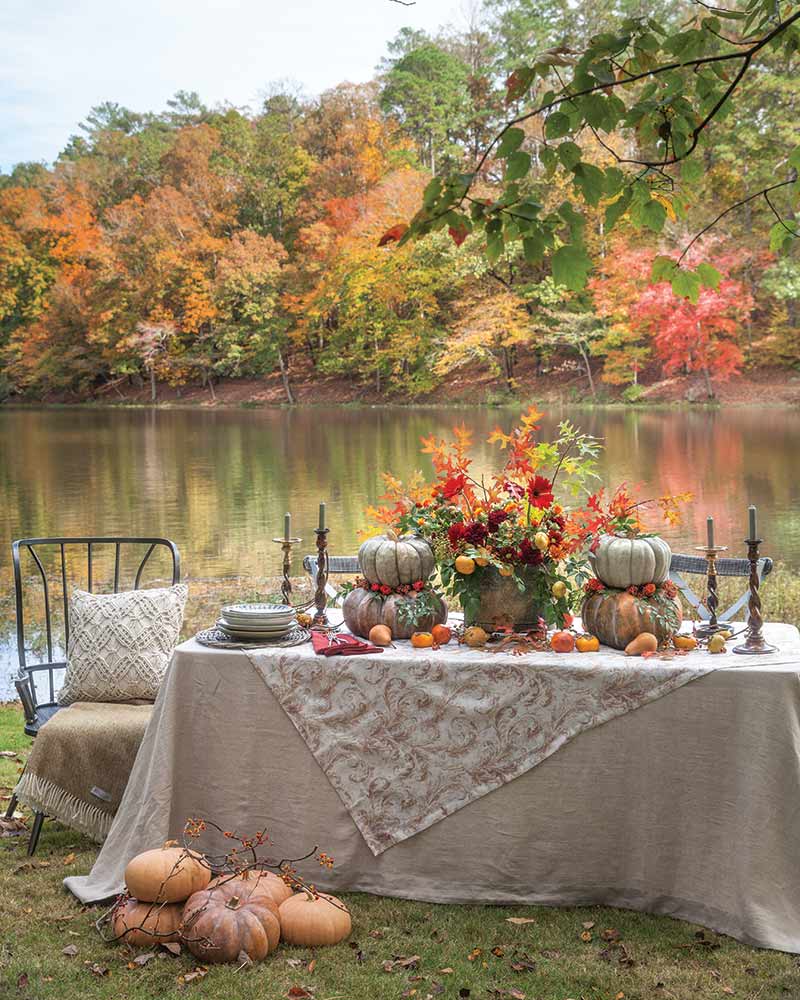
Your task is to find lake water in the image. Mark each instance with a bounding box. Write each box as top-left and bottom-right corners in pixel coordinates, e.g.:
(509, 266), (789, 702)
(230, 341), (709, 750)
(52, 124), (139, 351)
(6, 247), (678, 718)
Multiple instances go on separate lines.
(2, 404), (799, 695)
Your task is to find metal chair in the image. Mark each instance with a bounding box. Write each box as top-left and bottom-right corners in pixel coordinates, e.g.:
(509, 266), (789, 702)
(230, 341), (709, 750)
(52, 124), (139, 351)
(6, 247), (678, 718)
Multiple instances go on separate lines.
(8, 536), (181, 853)
(669, 552), (772, 622)
(302, 554), (359, 604)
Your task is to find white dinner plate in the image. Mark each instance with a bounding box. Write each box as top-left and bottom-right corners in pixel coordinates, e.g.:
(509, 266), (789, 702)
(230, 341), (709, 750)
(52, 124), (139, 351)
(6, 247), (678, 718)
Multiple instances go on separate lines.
(222, 602), (293, 618)
(217, 618), (295, 635)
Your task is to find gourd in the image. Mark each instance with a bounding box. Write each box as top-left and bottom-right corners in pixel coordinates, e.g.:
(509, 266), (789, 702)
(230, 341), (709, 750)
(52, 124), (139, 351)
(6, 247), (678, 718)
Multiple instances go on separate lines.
(358, 531), (435, 588)
(111, 897), (182, 947)
(278, 891), (352, 947)
(581, 588), (681, 651)
(590, 535), (672, 589)
(342, 588), (447, 640)
(625, 632), (658, 656)
(124, 843), (211, 903)
(181, 877), (281, 964)
(207, 869), (293, 907)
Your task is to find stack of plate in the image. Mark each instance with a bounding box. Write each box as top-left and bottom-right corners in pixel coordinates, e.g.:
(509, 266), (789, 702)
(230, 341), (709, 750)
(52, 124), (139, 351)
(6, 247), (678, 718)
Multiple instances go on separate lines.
(217, 603), (297, 641)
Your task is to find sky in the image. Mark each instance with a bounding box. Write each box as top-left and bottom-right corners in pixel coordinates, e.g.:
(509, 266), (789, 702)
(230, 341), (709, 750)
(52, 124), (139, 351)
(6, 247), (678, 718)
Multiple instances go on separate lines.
(0, 0), (464, 171)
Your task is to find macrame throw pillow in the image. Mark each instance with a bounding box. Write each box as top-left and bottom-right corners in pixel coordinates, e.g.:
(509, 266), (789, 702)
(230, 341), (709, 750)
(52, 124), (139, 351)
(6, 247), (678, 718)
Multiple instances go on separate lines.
(58, 585), (188, 705)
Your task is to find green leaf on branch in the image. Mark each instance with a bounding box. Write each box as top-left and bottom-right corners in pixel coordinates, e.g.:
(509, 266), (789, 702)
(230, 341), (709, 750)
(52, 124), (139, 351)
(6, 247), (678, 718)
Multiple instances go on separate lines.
(523, 234), (545, 264)
(557, 142), (582, 169)
(651, 255), (678, 282)
(639, 198), (667, 233)
(572, 162), (606, 207)
(505, 151), (531, 182)
(671, 268), (702, 303)
(769, 221), (794, 253)
(788, 146), (800, 171)
(604, 188), (632, 231)
(696, 262), (721, 289)
(505, 67), (536, 104)
(495, 127), (525, 158)
(551, 244), (592, 291)
(680, 159), (704, 184)
(544, 112), (571, 139)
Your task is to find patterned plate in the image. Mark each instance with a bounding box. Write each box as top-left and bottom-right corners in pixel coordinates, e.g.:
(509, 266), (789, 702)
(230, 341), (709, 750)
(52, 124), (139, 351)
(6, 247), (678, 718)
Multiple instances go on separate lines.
(195, 625), (311, 650)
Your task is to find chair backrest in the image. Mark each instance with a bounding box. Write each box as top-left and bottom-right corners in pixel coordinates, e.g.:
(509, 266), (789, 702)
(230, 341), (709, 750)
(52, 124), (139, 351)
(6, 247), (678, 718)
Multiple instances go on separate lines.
(12, 537), (180, 716)
(668, 552), (772, 622)
(302, 554), (359, 576)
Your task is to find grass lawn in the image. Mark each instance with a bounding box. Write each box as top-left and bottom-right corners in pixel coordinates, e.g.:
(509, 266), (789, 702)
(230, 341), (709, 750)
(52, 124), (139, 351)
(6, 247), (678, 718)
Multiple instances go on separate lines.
(1, 706), (799, 999)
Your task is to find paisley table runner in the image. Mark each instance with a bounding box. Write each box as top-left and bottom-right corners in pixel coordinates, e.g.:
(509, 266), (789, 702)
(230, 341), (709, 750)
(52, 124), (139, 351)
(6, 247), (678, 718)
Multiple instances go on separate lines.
(245, 627), (800, 856)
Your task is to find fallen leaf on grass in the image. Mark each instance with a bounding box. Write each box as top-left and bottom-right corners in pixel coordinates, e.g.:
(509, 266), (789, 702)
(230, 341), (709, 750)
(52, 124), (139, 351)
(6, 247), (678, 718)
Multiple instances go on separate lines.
(307, 958), (316, 973)
(0, 750), (20, 759)
(488, 990), (526, 999)
(383, 955), (421, 973)
(161, 942), (181, 956)
(127, 953), (156, 968)
(0, 817), (26, 837)
(509, 953), (536, 973)
(61, 945), (78, 957)
(401, 989), (417, 998)
(63, 852), (76, 865)
(601, 928), (621, 942)
(505, 917), (536, 925)
(16, 972), (28, 989)
(467, 947), (482, 961)
(579, 931), (593, 943)
(721, 988), (735, 996)
(491, 946), (505, 957)
(368, 928), (385, 939)
(439, 967), (454, 974)
(236, 951), (253, 970)
(539, 949), (562, 960)
(285, 958), (304, 969)
(178, 967), (208, 986)
(287, 987), (315, 999)
(582, 920), (595, 930)
(84, 961), (109, 977)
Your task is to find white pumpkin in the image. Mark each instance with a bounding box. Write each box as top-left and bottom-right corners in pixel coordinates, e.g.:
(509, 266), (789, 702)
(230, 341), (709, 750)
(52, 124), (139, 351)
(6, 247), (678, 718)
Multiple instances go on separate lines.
(590, 534), (672, 588)
(358, 531), (435, 587)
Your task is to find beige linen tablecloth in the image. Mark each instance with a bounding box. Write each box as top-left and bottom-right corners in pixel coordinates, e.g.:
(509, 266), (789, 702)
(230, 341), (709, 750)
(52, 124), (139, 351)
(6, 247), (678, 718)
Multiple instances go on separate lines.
(66, 624), (800, 953)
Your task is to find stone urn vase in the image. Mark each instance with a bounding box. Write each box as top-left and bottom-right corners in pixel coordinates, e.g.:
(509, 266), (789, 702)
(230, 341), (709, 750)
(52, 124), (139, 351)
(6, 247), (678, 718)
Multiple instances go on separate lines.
(466, 567), (544, 631)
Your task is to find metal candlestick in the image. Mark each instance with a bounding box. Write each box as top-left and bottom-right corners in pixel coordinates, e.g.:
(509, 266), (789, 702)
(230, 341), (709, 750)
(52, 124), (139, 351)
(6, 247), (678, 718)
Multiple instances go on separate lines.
(733, 538), (776, 655)
(694, 544), (728, 638)
(312, 528), (330, 626)
(272, 536), (302, 606)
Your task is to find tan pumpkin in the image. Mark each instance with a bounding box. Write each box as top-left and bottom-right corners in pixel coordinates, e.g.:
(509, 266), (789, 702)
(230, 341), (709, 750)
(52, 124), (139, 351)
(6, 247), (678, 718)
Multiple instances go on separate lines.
(181, 877), (281, 964)
(279, 891), (352, 947)
(581, 588), (682, 651)
(125, 843), (211, 903)
(111, 896), (182, 947)
(342, 588), (447, 640)
(358, 531), (435, 587)
(590, 534), (672, 588)
(207, 869), (293, 907)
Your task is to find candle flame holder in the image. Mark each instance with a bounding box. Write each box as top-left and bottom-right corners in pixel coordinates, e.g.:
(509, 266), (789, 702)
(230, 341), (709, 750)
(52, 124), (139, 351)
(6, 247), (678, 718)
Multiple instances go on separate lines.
(694, 544), (728, 639)
(312, 528), (330, 626)
(733, 538), (777, 655)
(272, 536), (303, 607)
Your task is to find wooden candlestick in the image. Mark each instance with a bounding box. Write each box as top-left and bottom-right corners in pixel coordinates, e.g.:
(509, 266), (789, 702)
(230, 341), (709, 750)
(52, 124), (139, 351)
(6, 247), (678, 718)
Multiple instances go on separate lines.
(694, 544), (727, 638)
(733, 538), (776, 655)
(313, 528), (330, 626)
(272, 536), (302, 606)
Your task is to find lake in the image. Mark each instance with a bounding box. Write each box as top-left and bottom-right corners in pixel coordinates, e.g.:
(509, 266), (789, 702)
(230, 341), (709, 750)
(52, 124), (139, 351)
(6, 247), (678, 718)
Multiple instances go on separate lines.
(2, 404), (799, 695)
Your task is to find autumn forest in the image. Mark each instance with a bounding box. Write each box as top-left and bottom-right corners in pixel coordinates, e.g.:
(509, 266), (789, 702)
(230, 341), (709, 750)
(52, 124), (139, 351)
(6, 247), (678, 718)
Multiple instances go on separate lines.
(1, 0), (798, 405)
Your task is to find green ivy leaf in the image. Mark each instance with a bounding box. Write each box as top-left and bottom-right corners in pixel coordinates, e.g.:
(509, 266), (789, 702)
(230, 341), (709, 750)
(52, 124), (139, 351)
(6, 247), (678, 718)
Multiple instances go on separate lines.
(551, 244), (592, 291)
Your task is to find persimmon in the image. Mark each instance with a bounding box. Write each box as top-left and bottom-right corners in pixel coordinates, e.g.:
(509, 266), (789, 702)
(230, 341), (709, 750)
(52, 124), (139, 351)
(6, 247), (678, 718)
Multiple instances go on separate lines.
(673, 634), (697, 651)
(498, 564), (514, 577)
(550, 630), (575, 653)
(575, 634), (600, 653)
(431, 624), (451, 645)
(411, 631), (434, 648)
(454, 555), (476, 575)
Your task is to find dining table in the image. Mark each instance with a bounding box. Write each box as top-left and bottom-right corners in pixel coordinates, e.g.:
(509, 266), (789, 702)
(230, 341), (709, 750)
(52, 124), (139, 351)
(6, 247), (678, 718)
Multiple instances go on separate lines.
(65, 619), (800, 954)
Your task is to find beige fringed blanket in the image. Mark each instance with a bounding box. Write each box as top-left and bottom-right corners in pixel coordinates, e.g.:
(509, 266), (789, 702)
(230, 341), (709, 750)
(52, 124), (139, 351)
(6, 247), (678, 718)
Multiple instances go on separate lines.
(15, 702), (153, 842)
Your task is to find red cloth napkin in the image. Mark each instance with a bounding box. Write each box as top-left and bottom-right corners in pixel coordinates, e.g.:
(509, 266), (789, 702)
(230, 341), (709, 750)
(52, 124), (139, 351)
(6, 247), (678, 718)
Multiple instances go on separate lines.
(311, 631), (384, 656)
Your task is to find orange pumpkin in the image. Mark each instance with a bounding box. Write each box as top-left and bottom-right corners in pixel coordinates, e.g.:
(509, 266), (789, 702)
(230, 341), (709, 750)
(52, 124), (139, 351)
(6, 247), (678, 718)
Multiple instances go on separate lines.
(581, 588), (681, 651)
(550, 630), (575, 653)
(111, 897), (182, 947)
(207, 869), (293, 907)
(279, 891), (352, 947)
(411, 631), (434, 648)
(431, 624), (452, 645)
(575, 634), (600, 653)
(125, 843), (211, 903)
(182, 877), (281, 964)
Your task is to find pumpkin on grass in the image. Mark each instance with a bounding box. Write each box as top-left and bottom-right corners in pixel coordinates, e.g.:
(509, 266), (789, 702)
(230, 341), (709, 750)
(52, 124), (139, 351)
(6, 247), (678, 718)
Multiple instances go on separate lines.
(358, 531), (435, 587)
(279, 890), (352, 947)
(125, 842), (211, 903)
(111, 897), (182, 947)
(182, 877), (281, 964)
(207, 869), (293, 907)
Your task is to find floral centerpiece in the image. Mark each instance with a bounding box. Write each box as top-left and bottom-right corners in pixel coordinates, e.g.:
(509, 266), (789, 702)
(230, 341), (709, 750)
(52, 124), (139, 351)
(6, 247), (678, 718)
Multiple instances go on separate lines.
(367, 408), (604, 631)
